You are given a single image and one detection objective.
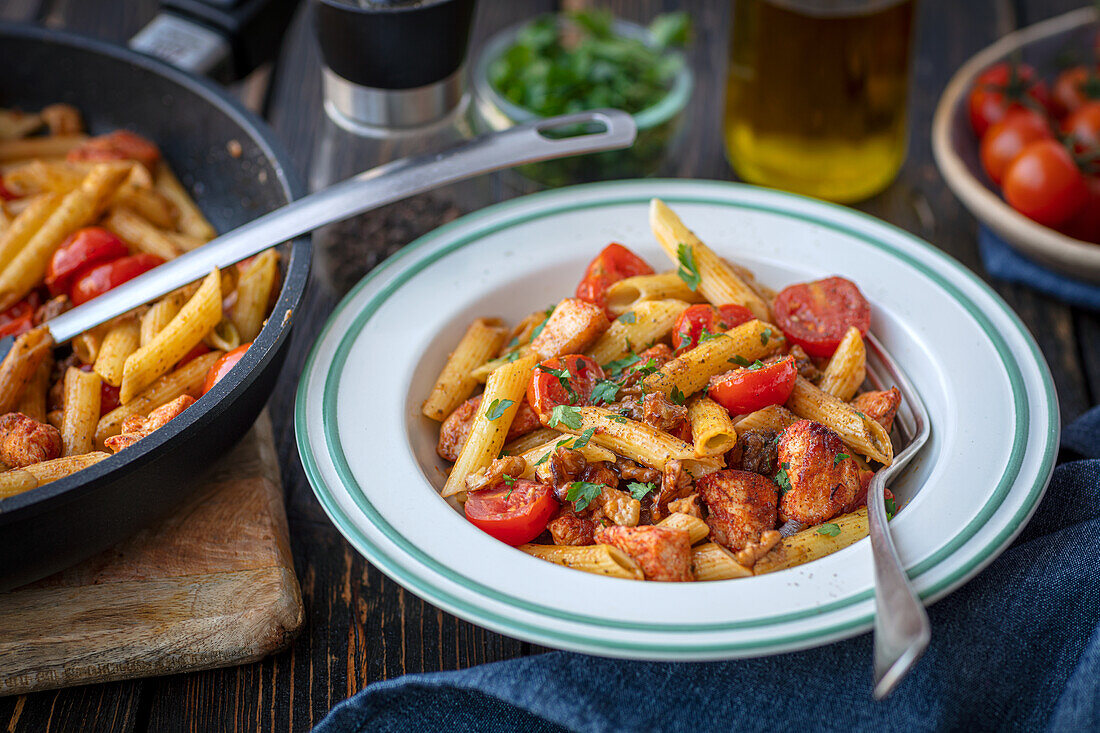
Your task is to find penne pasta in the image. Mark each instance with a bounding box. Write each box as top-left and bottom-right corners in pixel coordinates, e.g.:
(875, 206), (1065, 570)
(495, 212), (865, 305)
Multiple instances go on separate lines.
(469, 309), (554, 382)
(0, 134), (86, 163)
(518, 437), (617, 480)
(14, 353), (52, 423)
(60, 366), (101, 456)
(604, 271), (707, 315)
(692, 542), (753, 581)
(642, 319), (784, 400)
(204, 317), (240, 352)
(518, 543), (644, 580)
(113, 181), (178, 230)
(818, 327), (866, 402)
(230, 249), (279, 342)
(141, 290), (187, 346)
(422, 317), (508, 421)
(0, 110), (43, 139)
(120, 270), (222, 403)
(687, 395), (738, 456)
(649, 198), (771, 321)
(442, 353), (538, 497)
(0, 468), (39, 499)
(94, 318), (141, 387)
(657, 512), (710, 544)
(732, 404), (799, 433)
(0, 193), (62, 274)
(754, 508), (869, 575)
(103, 206), (181, 260)
(587, 299), (689, 365)
(0, 326), (53, 414)
(153, 161), (217, 241)
(22, 452), (110, 486)
(786, 377), (894, 464)
(503, 427), (558, 456)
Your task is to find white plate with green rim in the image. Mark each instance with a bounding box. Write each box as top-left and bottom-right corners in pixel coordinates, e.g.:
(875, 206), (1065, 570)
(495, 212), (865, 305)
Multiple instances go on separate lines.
(295, 179), (1058, 660)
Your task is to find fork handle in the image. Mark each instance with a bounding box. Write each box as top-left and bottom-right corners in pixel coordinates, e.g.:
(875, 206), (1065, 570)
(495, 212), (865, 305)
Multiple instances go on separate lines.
(868, 474), (931, 699)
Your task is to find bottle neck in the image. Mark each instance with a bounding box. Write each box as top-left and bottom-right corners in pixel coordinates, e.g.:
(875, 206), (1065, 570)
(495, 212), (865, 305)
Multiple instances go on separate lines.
(322, 66), (466, 130)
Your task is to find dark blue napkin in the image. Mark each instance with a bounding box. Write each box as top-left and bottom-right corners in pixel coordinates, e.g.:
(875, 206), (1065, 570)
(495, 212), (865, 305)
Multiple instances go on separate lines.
(978, 225), (1100, 310)
(315, 407), (1100, 733)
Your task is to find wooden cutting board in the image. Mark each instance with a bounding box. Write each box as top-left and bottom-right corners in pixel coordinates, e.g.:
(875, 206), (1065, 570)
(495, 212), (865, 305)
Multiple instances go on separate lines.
(0, 412), (303, 696)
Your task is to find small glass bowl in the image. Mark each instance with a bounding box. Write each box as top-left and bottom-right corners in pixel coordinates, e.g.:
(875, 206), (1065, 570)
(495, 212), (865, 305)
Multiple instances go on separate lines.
(472, 16), (694, 187)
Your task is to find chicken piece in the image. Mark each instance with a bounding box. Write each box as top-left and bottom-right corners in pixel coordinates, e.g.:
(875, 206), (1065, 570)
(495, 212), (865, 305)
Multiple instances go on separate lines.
(642, 391), (688, 433)
(734, 530), (782, 568)
(593, 485), (641, 526)
(788, 344), (821, 382)
(619, 344), (675, 389)
(465, 455), (527, 492)
(530, 298), (610, 359)
(104, 395), (194, 453)
(548, 447), (588, 502)
(615, 457), (659, 484)
(729, 428), (778, 476)
(595, 525), (694, 581)
(777, 420), (861, 525)
(667, 493), (703, 519)
(436, 395), (541, 462)
(582, 461), (619, 491)
(851, 387), (902, 433)
(40, 104), (83, 135)
(650, 458), (693, 522)
(34, 295), (71, 325)
(697, 469), (778, 553)
(548, 508), (596, 546)
(0, 412), (61, 467)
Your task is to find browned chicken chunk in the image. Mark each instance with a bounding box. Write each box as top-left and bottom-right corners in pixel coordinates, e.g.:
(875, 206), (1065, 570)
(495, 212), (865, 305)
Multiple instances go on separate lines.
(0, 412), (61, 467)
(642, 391), (688, 433)
(436, 395), (541, 462)
(530, 298), (610, 359)
(548, 508), (596, 546)
(777, 420), (861, 525)
(728, 428), (779, 476)
(594, 525), (694, 582)
(697, 469), (778, 552)
(851, 388), (902, 433)
(105, 395), (195, 453)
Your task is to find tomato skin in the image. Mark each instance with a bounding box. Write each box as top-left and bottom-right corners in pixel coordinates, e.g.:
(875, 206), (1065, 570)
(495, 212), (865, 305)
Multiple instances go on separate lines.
(672, 303), (756, 353)
(1052, 66), (1100, 117)
(202, 343), (251, 395)
(575, 243), (654, 315)
(968, 62), (1050, 136)
(67, 130), (161, 172)
(527, 354), (605, 423)
(46, 227), (129, 297)
(465, 480), (559, 546)
(0, 178), (18, 201)
(1059, 176), (1100, 243)
(708, 356), (797, 416)
(79, 364), (121, 415)
(69, 253), (164, 306)
(1003, 139), (1088, 228)
(773, 277), (870, 358)
(1062, 101), (1100, 153)
(0, 294), (39, 338)
(178, 342), (211, 368)
(980, 109), (1052, 185)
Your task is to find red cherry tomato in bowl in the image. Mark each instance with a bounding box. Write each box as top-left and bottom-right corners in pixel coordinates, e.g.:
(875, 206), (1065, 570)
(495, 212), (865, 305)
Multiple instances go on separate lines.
(1052, 66), (1100, 118)
(69, 253), (163, 306)
(672, 303), (755, 353)
(708, 355), (797, 416)
(0, 294), (39, 339)
(968, 62), (1050, 137)
(980, 108), (1052, 186)
(465, 479), (559, 546)
(202, 343), (251, 395)
(1062, 101), (1100, 153)
(46, 227), (129, 297)
(575, 243), (654, 315)
(1059, 175), (1100, 244)
(773, 277), (870, 358)
(527, 354), (605, 423)
(1003, 139), (1088, 228)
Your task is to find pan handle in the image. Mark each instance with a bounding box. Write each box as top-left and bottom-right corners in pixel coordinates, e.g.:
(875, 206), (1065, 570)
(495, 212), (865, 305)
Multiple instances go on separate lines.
(45, 109), (637, 345)
(130, 0), (298, 82)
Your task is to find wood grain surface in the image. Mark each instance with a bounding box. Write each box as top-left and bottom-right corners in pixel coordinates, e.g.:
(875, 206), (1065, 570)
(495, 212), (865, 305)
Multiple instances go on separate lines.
(2, 0), (1098, 730)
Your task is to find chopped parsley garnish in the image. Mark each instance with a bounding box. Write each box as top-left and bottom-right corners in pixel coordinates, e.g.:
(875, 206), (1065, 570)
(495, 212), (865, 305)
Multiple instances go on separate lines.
(534, 451), (553, 466)
(885, 496), (897, 521)
(627, 481), (658, 501)
(503, 474), (515, 486)
(676, 242), (701, 290)
(570, 427), (597, 449)
(698, 330), (726, 343)
(730, 355), (751, 367)
(608, 415), (628, 424)
(603, 353), (641, 377)
(537, 364), (578, 403)
(549, 404), (582, 430)
(670, 386), (686, 405)
(505, 351), (521, 362)
(504, 335), (520, 350)
(834, 453), (850, 465)
(528, 305), (556, 341)
(591, 379), (620, 404)
(632, 357), (659, 376)
(619, 311), (636, 324)
(775, 462), (791, 495)
(484, 398), (514, 421)
(817, 523), (841, 537)
(567, 481), (606, 511)
(760, 328), (772, 345)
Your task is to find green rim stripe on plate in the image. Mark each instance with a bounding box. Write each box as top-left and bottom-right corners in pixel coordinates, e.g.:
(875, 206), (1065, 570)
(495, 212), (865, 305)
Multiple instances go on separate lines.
(296, 181), (1057, 653)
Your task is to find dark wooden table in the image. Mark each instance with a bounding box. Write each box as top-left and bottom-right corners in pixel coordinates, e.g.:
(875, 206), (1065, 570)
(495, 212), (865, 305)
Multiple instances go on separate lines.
(2, 0), (1096, 729)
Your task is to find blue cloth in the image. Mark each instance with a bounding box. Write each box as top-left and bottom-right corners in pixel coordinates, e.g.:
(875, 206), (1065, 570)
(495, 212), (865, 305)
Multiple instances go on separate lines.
(979, 225), (1100, 310)
(316, 408), (1100, 733)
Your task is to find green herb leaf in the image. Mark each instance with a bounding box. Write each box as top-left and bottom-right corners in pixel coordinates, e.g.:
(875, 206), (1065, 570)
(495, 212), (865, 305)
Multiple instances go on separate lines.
(747, 359), (764, 370)
(885, 495), (897, 521)
(760, 327), (772, 346)
(670, 386), (686, 405)
(485, 398), (514, 421)
(549, 404), (583, 430)
(590, 379), (620, 404)
(619, 311), (636, 324)
(676, 243), (701, 290)
(603, 353), (641, 377)
(503, 474), (516, 486)
(528, 305), (556, 341)
(537, 364), (578, 403)
(649, 11), (691, 49)
(698, 330), (726, 343)
(834, 453), (850, 465)
(632, 357), (659, 376)
(570, 427), (597, 450)
(627, 481), (658, 501)
(775, 462), (792, 495)
(730, 354), (751, 367)
(567, 481), (606, 511)
(505, 351), (521, 362)
(534, 450), (553, 466)
(816, 523), (841, 537)
(609, 415), (628, 424)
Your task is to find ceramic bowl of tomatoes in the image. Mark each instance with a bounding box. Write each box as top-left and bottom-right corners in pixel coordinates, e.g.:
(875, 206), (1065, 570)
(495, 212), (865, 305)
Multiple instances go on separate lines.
(932, 6), (1100, 281)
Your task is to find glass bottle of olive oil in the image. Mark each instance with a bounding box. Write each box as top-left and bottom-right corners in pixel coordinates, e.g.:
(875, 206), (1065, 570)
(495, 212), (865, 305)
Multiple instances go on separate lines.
(724, 0), (915, 203)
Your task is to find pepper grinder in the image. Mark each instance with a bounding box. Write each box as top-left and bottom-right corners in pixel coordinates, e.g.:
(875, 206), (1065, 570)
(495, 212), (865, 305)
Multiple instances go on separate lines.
(309, 0), (481, 294)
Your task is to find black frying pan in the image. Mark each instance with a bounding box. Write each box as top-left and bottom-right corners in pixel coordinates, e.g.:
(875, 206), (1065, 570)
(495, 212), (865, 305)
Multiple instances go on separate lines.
(0, 22), (310, 591)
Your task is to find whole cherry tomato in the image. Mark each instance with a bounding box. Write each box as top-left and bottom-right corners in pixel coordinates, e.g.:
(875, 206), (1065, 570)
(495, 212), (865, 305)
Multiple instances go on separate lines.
(575, 243), (654, 316)
(672, 303), (756, 353)
(67, 130), (161, 172)
(1059, 176), (1100, 244)
(465, 479), (559, 546)
(1003, 139), (1088, 228)
(980, 108), (1052, 185)
(1062, 101), (1100, 153)
(527, 354), (605, 424)
(0, 294), (40, 339)
(708, 356), (798, 416)
(1052, 66), (1100, 117)
(772, 277), (870, 358)
(201, 343), (251, 395)
(968, 62), (1051, 137)
(46, 227), (129, 297)
(69, 253), (163, 306)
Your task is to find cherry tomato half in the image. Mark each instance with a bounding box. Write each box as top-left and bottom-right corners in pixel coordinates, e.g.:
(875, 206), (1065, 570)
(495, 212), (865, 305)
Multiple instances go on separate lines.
(708, 355), (797, 416)
(980, 108), (1052, 186)
(527, 354), (605, 424)
(1003, 139), (1088, 228)
(46, 227), (129, 297)
(69, 253), (163, 306)
(465, 479), (559, 546)
(67, 130), (161, 172)
(1052, 66), (1100, 118)
(968, 62), (1050, 137)
(1063, 101), (1100, 153)
(672, 303), (755, 353)
(201, 343), (251, 395)
(773, 277), (870, 358)
(0, 293), (39, 339)
(575, 243), (654, 316)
